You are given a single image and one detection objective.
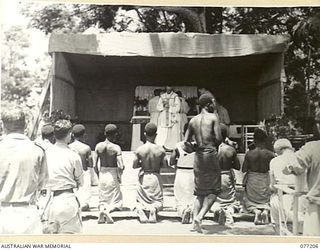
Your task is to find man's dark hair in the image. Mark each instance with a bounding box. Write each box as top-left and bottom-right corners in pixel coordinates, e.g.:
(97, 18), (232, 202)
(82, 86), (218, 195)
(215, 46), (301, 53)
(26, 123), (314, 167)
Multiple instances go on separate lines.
(1, 108), (26, 132)
(104, 124), (118, 137)
(176, 91), (182, 98)
(54, 120), (72, 140)
(154, 89), (161, 96)
(253, 128), (268, 144)
(199, 93), (213, 108)
(41, 124), (54, 140)
(145, 122), (157, 137)
(72, 124), (86, 138)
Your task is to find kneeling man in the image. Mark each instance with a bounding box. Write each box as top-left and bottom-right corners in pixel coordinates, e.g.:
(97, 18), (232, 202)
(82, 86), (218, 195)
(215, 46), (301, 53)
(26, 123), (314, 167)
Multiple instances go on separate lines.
(133, 123), (168, 223)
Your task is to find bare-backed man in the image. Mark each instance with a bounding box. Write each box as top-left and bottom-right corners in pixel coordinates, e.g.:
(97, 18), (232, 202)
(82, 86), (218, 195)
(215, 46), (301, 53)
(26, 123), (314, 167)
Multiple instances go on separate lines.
(69, 124), (93, 212)
(185, 93), (222, 233)
(133, 123), (168, 223)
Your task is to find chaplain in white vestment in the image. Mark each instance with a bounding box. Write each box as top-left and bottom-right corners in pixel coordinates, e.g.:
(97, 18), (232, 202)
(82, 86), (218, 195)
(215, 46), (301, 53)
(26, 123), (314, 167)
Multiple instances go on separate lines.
(155, 86), (181, 150)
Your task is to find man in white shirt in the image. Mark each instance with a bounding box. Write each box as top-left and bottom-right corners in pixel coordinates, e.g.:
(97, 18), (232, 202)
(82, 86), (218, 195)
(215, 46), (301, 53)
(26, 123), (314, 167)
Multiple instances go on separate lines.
(46, 119), (84, 234)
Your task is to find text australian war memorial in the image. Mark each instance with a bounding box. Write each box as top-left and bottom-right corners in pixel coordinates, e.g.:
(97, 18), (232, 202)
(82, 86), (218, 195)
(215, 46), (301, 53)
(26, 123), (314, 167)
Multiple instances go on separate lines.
(0, 25), (320, 236)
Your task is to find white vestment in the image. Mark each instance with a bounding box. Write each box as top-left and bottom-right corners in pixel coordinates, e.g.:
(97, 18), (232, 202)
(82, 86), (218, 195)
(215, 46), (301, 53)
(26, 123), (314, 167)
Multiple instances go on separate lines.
(155, 92), (181, 149)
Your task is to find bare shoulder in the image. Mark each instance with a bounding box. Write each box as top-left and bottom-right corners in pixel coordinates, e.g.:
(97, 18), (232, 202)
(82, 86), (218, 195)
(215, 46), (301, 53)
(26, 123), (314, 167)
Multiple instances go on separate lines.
(136, 144), (146, 154)
(156, 144), (166, 154)
(113, 143), (122, 153)
(209, 112), (219, 121)
(95, 142), (105, 151)
(68, 147), (82, 161)
(265, 149), (275, 158)
(189, 115), (200, 126)
(245, 149), (255, 158)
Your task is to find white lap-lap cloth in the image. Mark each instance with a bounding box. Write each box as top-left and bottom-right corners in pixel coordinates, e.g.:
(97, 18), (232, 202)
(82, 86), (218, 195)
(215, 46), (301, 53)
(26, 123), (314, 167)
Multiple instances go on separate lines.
(76, 170), (92, 207)
(174, 142), (195, 217)
(0, 205), (43, 234)
(136, 172), (163, 211)
(174, 169), (195, 217)
(47, 192), (82, 234)
(243, 171), (271, 212)
(99, 168), (123, 210)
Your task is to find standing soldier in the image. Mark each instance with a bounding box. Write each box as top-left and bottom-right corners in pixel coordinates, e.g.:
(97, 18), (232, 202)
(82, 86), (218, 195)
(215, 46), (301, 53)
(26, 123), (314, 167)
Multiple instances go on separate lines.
(95, 124), (124, 224)
(0, 108), (48, 234)
(46, 120), (84, 234)
(69, 124), (93, 212)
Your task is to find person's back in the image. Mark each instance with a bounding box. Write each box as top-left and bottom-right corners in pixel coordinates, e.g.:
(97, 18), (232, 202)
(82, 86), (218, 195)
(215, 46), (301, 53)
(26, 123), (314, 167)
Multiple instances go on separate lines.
(218, 142), (239, 171)
(242, 128), (274, 225)
(46, 120), (83, 234)
(69, 140), (92, 170)
(185, 93), (222, 233)
(189, 112), (218, 148)
(95, 140), (120, 168)
(136, 141), (165, 173)
(46, 143), (83, 191)
(0, 135), (47, 203)
(95, 124), (124, 224)
(243, 148), (274, 173)
(283, 140), (320, 236)
(133, 122), (167, 223)
(270, 152), (296, 186)
(69, 124), (93, 212)
(0, 108), (48, 234)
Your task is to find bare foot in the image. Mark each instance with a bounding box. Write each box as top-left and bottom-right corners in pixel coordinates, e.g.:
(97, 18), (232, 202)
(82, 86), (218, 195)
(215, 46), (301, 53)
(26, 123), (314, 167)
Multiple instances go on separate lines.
(254, 210), (262, 225)
(182, 209), (191, 224)
(192, 219), (203, 233)
(261, 210), (269, 225)
(218, 209), (226, 226)
(97, 211), (106, 224)
(105, 211), (114, 224)
(136, 208), (148, 223)
(149, 208), (157, 223)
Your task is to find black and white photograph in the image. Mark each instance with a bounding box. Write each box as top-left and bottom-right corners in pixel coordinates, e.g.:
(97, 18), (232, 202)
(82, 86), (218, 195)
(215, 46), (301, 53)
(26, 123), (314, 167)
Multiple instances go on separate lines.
(0, 0), (320, 238)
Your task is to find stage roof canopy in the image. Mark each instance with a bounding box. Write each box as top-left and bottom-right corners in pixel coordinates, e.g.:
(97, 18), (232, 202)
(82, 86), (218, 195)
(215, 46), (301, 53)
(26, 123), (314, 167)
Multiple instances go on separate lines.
(49, 32), (289, 58)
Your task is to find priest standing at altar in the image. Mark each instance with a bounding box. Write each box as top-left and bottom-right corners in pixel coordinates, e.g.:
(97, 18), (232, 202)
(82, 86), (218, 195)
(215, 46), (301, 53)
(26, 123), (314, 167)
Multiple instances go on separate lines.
(155, 86), (181, 150)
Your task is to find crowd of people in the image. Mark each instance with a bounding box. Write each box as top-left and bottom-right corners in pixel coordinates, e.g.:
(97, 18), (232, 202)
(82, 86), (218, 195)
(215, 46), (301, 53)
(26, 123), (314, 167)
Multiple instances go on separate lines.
(0, 91), (319, 236)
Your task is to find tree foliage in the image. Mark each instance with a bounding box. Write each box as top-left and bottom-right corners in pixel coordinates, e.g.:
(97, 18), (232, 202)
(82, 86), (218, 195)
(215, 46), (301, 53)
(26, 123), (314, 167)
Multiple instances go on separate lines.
(1, 25), (50, 126)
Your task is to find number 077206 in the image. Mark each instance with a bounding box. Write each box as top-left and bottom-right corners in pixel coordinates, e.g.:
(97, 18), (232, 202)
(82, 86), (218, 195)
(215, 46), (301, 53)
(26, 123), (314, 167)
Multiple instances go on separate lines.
(300, 244), (319, 248)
